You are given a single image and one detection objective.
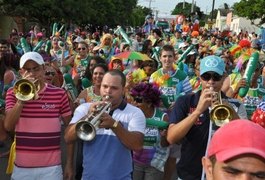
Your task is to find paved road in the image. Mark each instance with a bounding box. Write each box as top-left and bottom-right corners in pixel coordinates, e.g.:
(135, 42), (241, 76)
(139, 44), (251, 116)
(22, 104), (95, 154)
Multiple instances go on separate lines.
(0, 126), (178, 180)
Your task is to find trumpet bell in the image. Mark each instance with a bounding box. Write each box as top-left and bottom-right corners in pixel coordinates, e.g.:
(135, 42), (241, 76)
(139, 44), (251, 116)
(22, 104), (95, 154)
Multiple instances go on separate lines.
(76, 121), (96, 141)
(75, 101), (112, 141)
(13, 79), (36, 101)
(210, 104), (233, 127)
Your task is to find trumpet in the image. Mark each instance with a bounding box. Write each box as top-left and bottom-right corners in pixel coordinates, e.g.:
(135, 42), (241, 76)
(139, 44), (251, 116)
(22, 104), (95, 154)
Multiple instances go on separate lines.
(210, 88), (233, 127)
(13, 79), (40, 101)
(75, 96), (112, 141)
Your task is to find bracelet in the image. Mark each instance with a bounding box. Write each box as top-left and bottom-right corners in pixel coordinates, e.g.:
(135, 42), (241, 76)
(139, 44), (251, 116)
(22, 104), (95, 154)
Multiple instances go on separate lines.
(112, 121), (119, 129)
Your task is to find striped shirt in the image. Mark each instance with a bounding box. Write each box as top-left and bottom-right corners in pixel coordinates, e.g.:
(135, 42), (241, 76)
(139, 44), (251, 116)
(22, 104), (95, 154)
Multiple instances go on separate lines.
(5, 83), (72, 167)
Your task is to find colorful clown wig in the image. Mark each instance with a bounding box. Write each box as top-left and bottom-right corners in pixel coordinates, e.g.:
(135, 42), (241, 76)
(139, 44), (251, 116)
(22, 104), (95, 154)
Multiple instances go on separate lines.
(130, 82), (161, 107)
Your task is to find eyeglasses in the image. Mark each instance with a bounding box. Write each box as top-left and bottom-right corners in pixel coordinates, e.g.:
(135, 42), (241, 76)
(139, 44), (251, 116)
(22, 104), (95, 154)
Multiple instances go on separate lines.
(200, 72), (223, 81)
(0, 46), (8, 49)
(45, 71), (56, 76)
(78, 47), (86, 51)
(52, 38), (59, 41)
(112, 60), (122, 64)
(133, 97), (143, 103)
(23, 65), (42, 73)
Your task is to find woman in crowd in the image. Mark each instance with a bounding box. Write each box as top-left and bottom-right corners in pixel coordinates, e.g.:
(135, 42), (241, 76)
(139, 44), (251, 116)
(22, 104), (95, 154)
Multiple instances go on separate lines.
(83, 56), (106, 84)
(39, 50), (61, 87)
(141, 39), (153, 58)
(93, 33), (115, 63)
(63, 41), (90, 86)
(75, 63), (108, 105)
(108, 57), (125, 72)
(49, 36), (71, 73)
(0, 53), (18, 98)
(130, 82), (169, 180)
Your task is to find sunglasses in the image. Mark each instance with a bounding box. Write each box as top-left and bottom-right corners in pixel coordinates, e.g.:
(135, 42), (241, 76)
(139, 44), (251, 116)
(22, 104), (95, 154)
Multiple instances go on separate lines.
(201, 72), (223, 81)
(143, 63), (154, 67)
(134, 97), (143, 103)
(78, 47), (86, 51)
(45, 71), (56, 76)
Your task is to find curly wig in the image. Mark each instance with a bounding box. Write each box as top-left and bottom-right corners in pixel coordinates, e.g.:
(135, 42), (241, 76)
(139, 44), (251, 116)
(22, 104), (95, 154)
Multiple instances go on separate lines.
(130, 82), (161, 107)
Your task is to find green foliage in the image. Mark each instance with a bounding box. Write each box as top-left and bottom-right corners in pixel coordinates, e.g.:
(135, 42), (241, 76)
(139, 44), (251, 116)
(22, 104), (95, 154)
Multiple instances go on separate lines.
(171, 2), (202, 17)
(0, 0), (147, 30)
(233, 0), (265, 25)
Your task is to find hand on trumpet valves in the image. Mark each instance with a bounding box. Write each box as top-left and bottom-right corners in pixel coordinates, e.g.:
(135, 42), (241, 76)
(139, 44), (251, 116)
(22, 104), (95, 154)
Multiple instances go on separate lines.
(211, 90), (219, 108)
(98, 112), (116, 129)
(195, 87), (214, 114)
(88, 101), (107, 115)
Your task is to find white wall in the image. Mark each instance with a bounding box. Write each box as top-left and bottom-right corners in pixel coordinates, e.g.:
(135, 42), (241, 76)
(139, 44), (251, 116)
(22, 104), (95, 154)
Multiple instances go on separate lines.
(230, 17), (260, 34)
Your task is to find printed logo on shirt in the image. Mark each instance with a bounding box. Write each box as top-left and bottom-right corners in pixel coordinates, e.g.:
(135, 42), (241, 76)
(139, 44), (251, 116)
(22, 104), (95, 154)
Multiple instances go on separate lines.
(172, 78), (179, 83)
(42, 103), (55, 110)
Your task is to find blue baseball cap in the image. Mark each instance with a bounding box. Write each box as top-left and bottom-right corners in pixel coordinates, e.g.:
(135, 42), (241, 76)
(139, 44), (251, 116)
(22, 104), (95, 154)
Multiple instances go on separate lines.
(200, 55), (225, 75)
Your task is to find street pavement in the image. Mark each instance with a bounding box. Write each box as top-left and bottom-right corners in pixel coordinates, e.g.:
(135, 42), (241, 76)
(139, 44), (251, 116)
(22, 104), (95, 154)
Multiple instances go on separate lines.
(0, 126), (177, 180)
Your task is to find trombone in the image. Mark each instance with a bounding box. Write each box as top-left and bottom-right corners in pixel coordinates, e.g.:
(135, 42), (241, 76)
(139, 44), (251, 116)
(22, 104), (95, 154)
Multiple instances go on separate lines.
(210, 88), (233, 127)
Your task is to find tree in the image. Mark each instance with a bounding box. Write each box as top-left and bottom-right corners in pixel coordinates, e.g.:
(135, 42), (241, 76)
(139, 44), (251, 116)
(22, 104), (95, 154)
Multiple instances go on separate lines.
(224, 3), (229, 9)
(130, 6), (152, 27)
(171, 2), (203, 20)
(233, 0), (265, 25)
(0, 0), (140, 32)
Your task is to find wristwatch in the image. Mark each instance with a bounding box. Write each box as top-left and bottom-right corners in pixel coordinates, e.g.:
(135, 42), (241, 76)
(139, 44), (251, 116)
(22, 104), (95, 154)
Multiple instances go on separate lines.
(112, 121), (119, 129)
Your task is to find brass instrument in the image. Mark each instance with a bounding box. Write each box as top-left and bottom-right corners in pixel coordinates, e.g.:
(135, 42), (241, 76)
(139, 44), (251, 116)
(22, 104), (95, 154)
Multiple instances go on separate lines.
(13, 79), (39, 101)
(75, 96), (112, 141)
(210, 89), (233, 127)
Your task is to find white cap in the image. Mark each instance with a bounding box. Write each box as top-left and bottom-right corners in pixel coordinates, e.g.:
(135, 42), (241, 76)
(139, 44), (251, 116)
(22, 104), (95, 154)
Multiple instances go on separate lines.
(20, 52), (44, 68)
(187, 50), (196, 56)
(192, 38), (199, 45)
(74, 36), (84, 43)
(179, 42), (188, 49)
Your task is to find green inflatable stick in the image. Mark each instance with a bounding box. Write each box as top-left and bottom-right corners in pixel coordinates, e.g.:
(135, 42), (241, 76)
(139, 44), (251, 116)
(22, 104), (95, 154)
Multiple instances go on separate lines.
(114, 26), (132, 46)
(45, 40), (52, 53)
(63, 73), (78, 100)
(33, 40), (44, 52)
(239, 52), (259, 97)
(20, 37), (31, 53)
(176, 44), (194, 64)
(146, 119), (169, 130)
(58, 24), (65, 33)
(0, 98), (5, 109)
(81, 78), (92, 89)
(52, 23), (58, 36)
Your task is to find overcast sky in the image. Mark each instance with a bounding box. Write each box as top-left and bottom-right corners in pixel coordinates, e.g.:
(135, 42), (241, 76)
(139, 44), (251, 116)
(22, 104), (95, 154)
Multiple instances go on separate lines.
(138, 0), (240, 16)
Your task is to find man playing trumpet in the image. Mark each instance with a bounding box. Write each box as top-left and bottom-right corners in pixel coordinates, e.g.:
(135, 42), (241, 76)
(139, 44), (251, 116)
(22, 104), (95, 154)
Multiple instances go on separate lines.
(4, 52), (74, 179)
(64, 70), (146, 180)
(167, 55), (247, 180)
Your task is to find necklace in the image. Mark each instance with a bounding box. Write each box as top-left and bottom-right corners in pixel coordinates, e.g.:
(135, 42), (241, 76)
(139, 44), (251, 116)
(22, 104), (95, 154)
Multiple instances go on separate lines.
(33, 84), (46, 101)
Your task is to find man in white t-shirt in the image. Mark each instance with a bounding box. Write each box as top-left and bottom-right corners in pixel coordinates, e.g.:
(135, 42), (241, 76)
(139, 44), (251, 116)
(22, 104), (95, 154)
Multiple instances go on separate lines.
(65, 70), (145, 180)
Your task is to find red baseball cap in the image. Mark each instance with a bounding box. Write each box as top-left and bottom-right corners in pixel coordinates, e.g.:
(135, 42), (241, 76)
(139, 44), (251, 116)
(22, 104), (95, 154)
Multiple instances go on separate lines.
(207, 120), (265, 161)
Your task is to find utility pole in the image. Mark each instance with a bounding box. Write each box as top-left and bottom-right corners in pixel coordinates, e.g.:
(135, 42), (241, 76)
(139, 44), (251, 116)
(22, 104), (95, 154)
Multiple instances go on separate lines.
(211, 0), (215, 22)
(191, 0), (195, 13)
(183, 0), (185, 9)
(148, 0), (155, 9)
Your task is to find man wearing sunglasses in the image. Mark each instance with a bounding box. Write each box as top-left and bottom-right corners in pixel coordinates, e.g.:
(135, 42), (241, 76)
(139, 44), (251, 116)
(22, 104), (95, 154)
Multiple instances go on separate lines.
(167, 55), (247, 180)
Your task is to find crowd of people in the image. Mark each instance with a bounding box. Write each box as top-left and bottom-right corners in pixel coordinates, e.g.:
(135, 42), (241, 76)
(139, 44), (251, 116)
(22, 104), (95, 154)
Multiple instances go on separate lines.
(0, 14), (265, 180)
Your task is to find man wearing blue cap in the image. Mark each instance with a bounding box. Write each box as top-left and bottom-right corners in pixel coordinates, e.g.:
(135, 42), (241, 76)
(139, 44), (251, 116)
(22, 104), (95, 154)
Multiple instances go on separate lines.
(167, 55), (248, 179)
